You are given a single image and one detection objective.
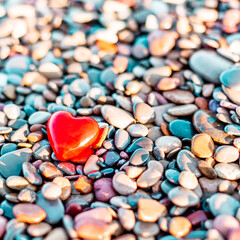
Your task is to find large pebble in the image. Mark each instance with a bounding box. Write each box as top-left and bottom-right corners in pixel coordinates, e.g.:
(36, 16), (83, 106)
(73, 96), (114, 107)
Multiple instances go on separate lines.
(224, 124), (240, 136)
(138, 198), (167, 222)
(208, 193), (240, 216)
(214, 146), (239, 163)
(169, 120), (196, 139)
(3, 104), (20, 120)
(130, 148), (149, 166)
(0, 148), (32, 178)
(178, 171), (198, 190)
(163, 89), (195, 104)
(214, 163), (240, 180)
(191, 133), (215, 158)
(114, 129), (131, 150)
(155, 136), (182, 154)
(39, 162), (63, 179)
(118, 208), (135, 231)
(28, 111), (51, 125)
(13, 203), (46, 223)
(22, 162), (42, 186)
(168, 186), (200, 207)
(133, 221), (159, 237)
(133, 102), (155, 124)
(169, 217), (192, 238)
(193, 110), (235, 144)
(6, 176), (29, 190)
(222, 85), (240, 105)
(189, 50), (233, 84)
(113, 172), (137, 195)
(52, 177), (71, 201)
(126, 137), (153, 152)
(101, 105), (135, 129)
(220, 68), (240, 90)
(154, 104), (175, 126)
(42, 182), (62, 200)
(27, 222), (52, 237)
(127, 124), (148, 138)
(168, 104), (198, 116)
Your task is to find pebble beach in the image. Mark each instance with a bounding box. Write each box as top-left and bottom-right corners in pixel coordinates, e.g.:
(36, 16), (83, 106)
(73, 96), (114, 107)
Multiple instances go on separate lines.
(0, 0), (240, 239)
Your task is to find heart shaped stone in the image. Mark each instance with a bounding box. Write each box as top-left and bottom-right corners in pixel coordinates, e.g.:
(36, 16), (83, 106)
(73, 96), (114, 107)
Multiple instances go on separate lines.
(47, 111), (100, 162)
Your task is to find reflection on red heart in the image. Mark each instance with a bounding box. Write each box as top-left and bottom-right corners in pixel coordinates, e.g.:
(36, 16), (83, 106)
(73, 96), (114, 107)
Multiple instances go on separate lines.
(47, 111), (100, 163)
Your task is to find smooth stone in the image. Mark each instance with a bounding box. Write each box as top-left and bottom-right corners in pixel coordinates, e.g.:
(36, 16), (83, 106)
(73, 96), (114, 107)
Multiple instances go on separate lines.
(118, 208), (135, 231)
(133, 221), (159, 237)
(153, 104), (175, 126)
(161, 180), (176, 194)
(163, 90), (195, 104)
(168, 104), (198, 116)
(6, 176), (29, 190)
(130, 148), (149, 166)
(126, 137), (153, 152)
(138, 198), (167, 222)
(169, 217), (192, 238)
(220, 68), (240, 90)
(18, 189), (37, 203)
(213, 214), (239, 238)
(113, 172), (137, 195)
(28, 111), (51, 125)
(193, 110), (235, 144)
(73, 175), (92, 194)
(94, 178), (117, 202)
(39, 162), (63, 179)
(178, 171), (198, 190)
(228, 228), (240, 240)
(52, 177), (71, 201)
(123, 165), (146, 179)
(114, 129), (131, 150)
(0, 216), (7, 238)
(22, 162), (42, 186)
(165, 169), (180, 185)
(10, 124), (29, 143)
(177, 150), (201, 177)
(214, 163), (240, 180)
(214, 146), (239, 163)
(137, 161), (163, 188)
(133, 102), (155, 124)
(169, 120), (196, 139)
(27, 222), (52, 237)
(225, 124), (240, 136)
(127, 124), (148, 138)
(44, 228), (68, 240)
(0, 112), (7, 126)
(13, 203), (46, 224)
(1, 200), (14, 218)
(155, 136), (182, 154)
(22, 72), (48, 86)
(199, 177), (223, 193)
(83, 155), (100, 175)
(189, 50), (233, 84)
(103, 151), (120, 167)
(222, 85), (240, 105)
(208, 193), (240, 216)
(1, 143), (17, 155)
(198, 161), (217, 179)
(36, 192), (64, 224)
(38, 62), (63, 79)
(3, 104), (20, 120)
(101, 105), (135, 129)
(168, 186), (200, 207)
(0, 148), (32, 178)
(191, 133), (215, 158)
(69, 79), (90, 97)
(41, 182), (62, 200)
(187, 210), (209, 226)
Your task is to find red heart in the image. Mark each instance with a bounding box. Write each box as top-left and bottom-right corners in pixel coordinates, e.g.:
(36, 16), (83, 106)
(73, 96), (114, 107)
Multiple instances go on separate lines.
(47, 111), (100, 162)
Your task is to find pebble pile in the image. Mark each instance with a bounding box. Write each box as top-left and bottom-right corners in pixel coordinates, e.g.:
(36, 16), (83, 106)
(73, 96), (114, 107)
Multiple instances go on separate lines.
(0, 0), (239, 239)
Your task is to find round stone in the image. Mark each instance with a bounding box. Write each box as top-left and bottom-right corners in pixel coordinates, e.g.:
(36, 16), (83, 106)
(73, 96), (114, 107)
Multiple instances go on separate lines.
(52, 177), (71, 201)
(114, 129), (131, 150)
(133, 221), (159, 237)
(220, 68), (240, 90)
(169, 120), (196, 139)
(155, 136), (182, 154)
(169, 217), (192, 238)
(113, 172), (137, 195)
(130, 148), (149, 166)
(168, 186), (200, 207)
(224, 124), (240, 136)
(3, 104), (20, 120)
(133, 102), (155, 124)
(6, 176), (29, 190)
(127, 124), (149, 137)
(73, 175), (92, 194)
(94, 178), (116, 202)
(178, 171), (198, 190)
(13, 203), (47, 223)
(27, 222), (52, 237)
(214, 146), (239, 163)
(214, 163), (240, 180)
(167, 104), (198, 116)
(163, 89), (195, 104)
(28, 111), (51, 125)
(191, 133), (215, 158)
(41, 182), (62, 200)
(118, 208), (135, 231)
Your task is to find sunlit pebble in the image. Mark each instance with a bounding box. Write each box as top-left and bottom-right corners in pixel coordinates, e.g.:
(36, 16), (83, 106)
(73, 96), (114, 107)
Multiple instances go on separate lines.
(145, 15), (159, 30)
(230, 41), (240, 55)
(0, 6), (6, 18)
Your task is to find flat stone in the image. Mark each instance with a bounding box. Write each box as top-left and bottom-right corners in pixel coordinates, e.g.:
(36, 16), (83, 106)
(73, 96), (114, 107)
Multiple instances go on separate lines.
(133, 102), (155, 124)
(222, 85), (240, 105)
(169, 120), (196, 139)
(169, 217), (192, 238)
(133, 221), (159, 237)
(27, 222), (52, 237)
(189, 50), (233, 84)
(6, 176), (29, 190)
(154, 104), (175, 126)
(44, 228), (68, 240)
(168, 186), (200, 207)
(22, 72), (48, 86)
(73, 175), (92, 194)
(114, 129), (131, 150)
(214, 163), (240, 180)
(214, 146), (239, 163)
(41, 182), (62, 200)
(13, 203), (46, 224)
(127, 124), (148, 138)
(155, 136), (182, 154)
(52, 177), (71, 201)
(0, 148), (32, 178)
(39, 162), (63, 179)
(38, 62), (63, 79)
(220, 68), (240, 90)
(10, 124), (29, 143)
(3, 104), (20, 120)
(118, 208), (135, 231)
(178, 171), (198, 190)
(165, 169), (180, 185)
(113, 172), (137, 195)
(198, 161), (217, 179)
(101, 105), (135, 129)
(103, 151), (120, 166)
(22, 162), (43, 186)
(177, 150), (201, 177)
(208, 193), (240, 216)
(168, 104), (198, 116)
(193, 110), (235, 144)
(163, 89), (195, 104)
(191, 133), (215, 158)
(1, 143), (17, 155)
(126, 137), (153, 152)
(28, 111), (51, 125)
(83, 155), (100, 175)
(225, 124), (240, 136)
(130, 148), (149, 166)
(138, 198), (167, 222)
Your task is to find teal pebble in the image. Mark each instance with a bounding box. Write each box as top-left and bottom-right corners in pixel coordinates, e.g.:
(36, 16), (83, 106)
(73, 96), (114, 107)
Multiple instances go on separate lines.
(169, 120), (196, 139)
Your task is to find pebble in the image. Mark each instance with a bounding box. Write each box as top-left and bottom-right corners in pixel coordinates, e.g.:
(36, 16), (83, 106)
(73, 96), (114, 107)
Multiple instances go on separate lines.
(165, 169), (180, 185)
(209, 193), (240, 216)
(22, 162), (42, 185)
(138, 198), (167, 222)
(101, 105), (135, 129)
(118, 208), (135, 231)
(6, 176), (29, 190)
(214, 146), (239, 163)
(83, 155), (100, 175)
(214, 163), (240, 180)
(198, 161), (217, 179)
(94, 178), (116, 202)
(28, 111), (51, 125)
(44, 227), (68, 240)
(114, 129), (131, 150)
(113, 172), (137, 195)
(27, 222), (52, 237)
(130, 148), (149, 166)
(169, 120), (196, 139)
(0, 216), (7, 238)
(39, 162), (63, 179)
(155, 136), (182, 154)
(13, 203), (46, 223)
(73, 175), (92, 194)
(52, 177), (71, 201)
(169, 217), (192, 238)
(189, 50), (233, 84)
(42, 182), (62, 200)
(133, 103), (155, 124)
(220, 68), (240, 90)
(133, 221), (159, 237)
(191, 133), (215, 158)
(3, 104), (20, 120)
(0, 148), (32, 178)
(178, 171), (198, 190)
(127, 124), (148, 137)
(126, 137), (153, 152)
(193, 110), (235, 144)
(168, 186), (200, 207)
(167, 104), (198, 116)
(163, 90), (195, 104)
(224, 124), (240, 136)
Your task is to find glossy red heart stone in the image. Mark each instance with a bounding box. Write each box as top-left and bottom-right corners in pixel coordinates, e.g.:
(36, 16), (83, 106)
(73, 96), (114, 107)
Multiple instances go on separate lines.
(47, 111), (100, 162)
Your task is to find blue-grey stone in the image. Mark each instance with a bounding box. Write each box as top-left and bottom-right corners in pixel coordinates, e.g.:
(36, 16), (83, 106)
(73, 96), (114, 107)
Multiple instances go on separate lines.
(28, 111), (51, 125)
(126, 137), (153, 153)
(1, 200), (14, 218)
(169, 120), (196, 139)
(220, 69), (240, 90)
(1, 143), (17, 156)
